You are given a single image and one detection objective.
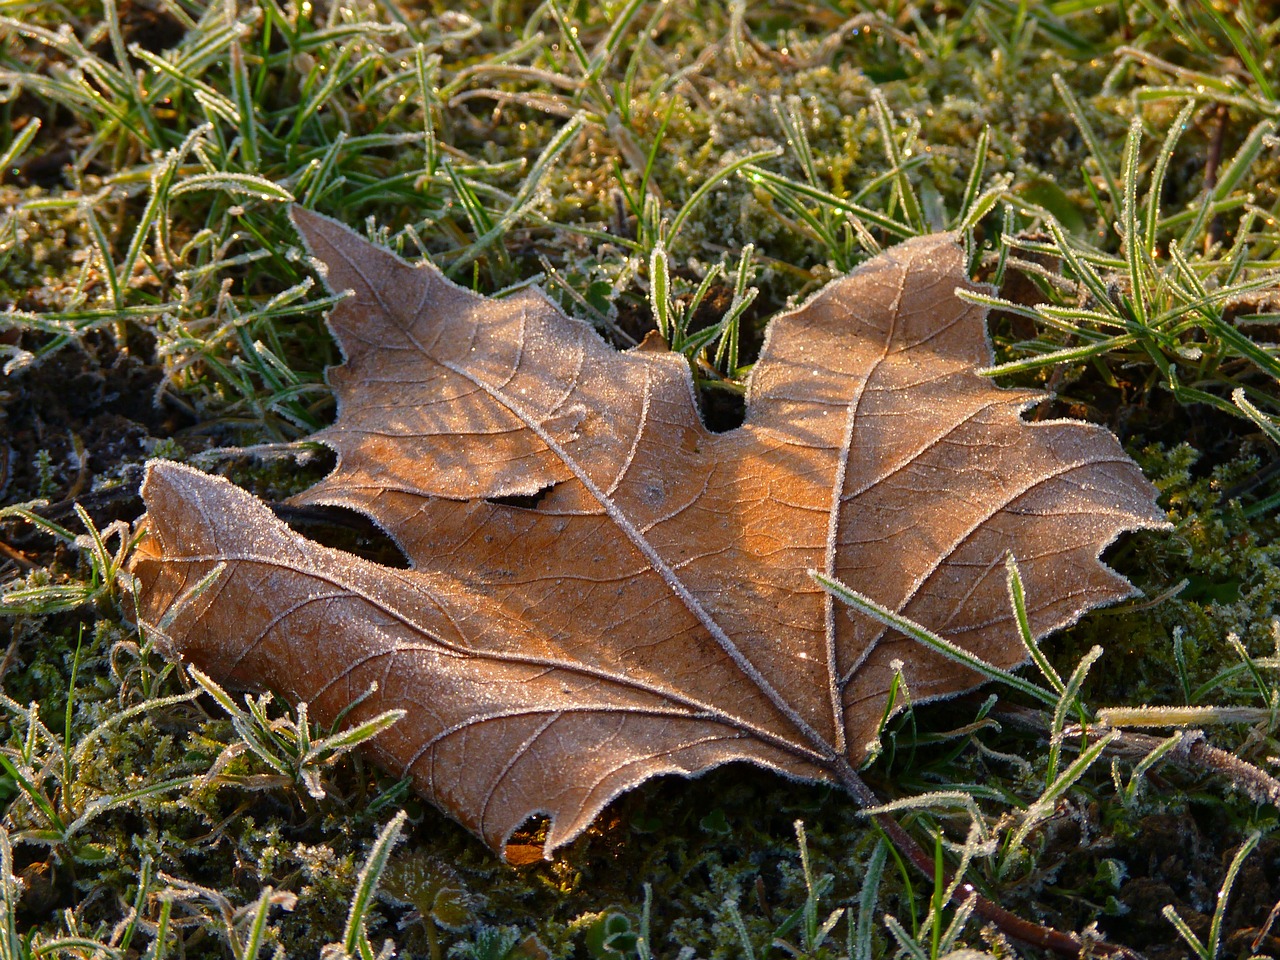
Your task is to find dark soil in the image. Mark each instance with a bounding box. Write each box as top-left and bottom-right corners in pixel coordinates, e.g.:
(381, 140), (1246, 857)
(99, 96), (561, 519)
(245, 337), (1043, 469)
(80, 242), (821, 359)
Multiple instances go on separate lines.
(1, 333), (187, 576)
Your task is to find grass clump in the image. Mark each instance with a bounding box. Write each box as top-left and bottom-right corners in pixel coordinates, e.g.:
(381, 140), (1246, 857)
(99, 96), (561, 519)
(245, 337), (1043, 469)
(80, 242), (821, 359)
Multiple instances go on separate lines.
(1, 1), (1280, 958)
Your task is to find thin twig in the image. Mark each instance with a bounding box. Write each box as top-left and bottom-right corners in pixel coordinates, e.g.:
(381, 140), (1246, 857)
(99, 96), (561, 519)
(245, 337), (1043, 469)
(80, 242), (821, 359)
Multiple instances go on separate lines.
(997, 704), (1280, 806)
(1204, 103), (1228, 253)
(1203, 103), (1228, 192)
(0, 538), (38, 570)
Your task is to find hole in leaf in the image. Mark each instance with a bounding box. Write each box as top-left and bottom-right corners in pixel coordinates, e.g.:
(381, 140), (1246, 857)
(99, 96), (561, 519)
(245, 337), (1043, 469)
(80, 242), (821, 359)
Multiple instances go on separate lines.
(503, 813), (550, 867)
(700, 387), (746, 433)
(272, 503), (411, 569)
(485, 484), (558, 511)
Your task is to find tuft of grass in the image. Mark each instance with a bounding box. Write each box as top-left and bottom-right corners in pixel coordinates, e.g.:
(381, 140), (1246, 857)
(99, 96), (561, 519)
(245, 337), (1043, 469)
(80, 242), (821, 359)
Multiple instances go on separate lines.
(969, 108), (1280, 429)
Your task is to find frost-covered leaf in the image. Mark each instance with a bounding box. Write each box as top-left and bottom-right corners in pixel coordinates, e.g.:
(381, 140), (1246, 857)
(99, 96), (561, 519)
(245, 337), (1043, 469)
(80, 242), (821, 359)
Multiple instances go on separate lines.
(131, 208), (1166, 856)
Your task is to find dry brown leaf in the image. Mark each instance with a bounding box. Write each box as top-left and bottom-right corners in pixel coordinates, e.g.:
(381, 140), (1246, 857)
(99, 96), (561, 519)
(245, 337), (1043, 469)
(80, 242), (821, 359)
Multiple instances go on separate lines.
(132, 209), (1167, 856)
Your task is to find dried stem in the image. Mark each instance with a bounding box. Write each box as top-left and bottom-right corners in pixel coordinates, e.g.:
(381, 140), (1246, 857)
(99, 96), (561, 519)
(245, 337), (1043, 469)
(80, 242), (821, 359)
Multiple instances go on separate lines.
(0, 538), (38, 570)
(1203, 103), (1228, 253)
(998, 703), (1280, 806)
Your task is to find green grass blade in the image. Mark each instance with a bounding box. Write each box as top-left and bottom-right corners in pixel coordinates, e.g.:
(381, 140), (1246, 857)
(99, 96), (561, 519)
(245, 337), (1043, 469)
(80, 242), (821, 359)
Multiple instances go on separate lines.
(450, 113), (586, 273)
(342, 810), (408, 958)
(1005, 556), (1065, 696)
(309, 709), (406, 759)
(957, 125), (990, 226)
(668, 148), (783, 245)
(1052, 72), (1121, 214)
(811, 571), (1057, 707)
(1120, 117), (1149, 327)
(588, 0), (648, 83)
(0, 115), (41, 175)
(1163, 904), (1210, 960)
(742, 165), (914, 239)
(1145, 100), (1196, 254)
(1011, 729), (1118, 849)
(169, 172), (294, 201)
(648, 241), (672, 340)
(870, 89), (925, 234)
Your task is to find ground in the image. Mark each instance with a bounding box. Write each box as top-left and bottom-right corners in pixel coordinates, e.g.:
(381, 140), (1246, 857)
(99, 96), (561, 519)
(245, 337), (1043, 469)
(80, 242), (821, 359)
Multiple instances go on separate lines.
(1, 2), (1280, 958)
